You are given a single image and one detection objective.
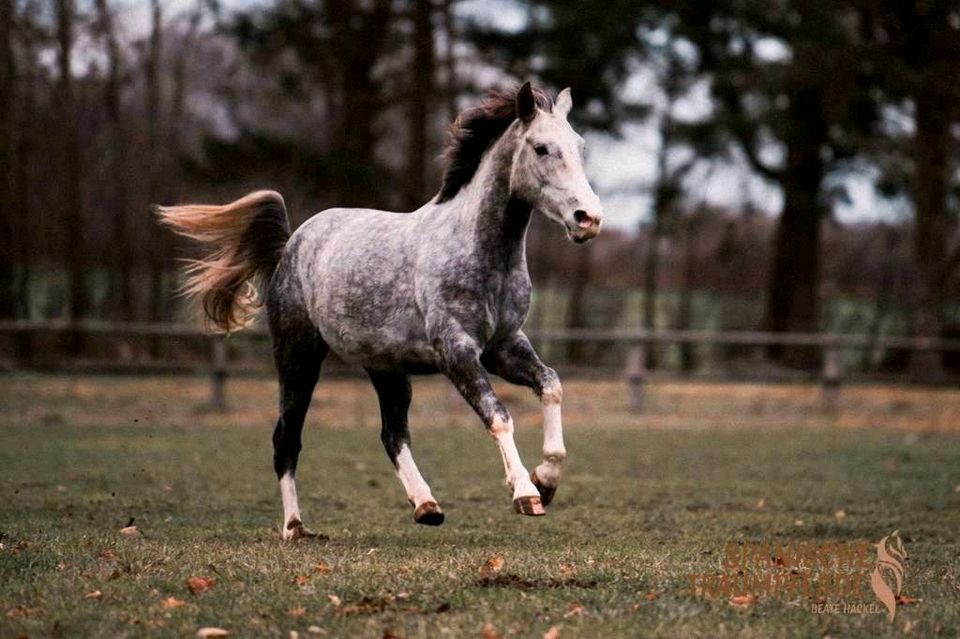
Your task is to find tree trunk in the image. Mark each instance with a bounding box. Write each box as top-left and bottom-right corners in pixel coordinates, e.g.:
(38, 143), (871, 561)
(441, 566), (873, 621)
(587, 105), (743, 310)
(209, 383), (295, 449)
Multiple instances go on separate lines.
(95, 0), (135, 321)
(56, 0), (88, 340)
(440, 0), (457, 123)
(145, 0), (167, 332)
(407, 0), (435, 208)
(565, 244), (592, 364)
(763, 88), (826, 368)
(677, 212), (702, 373)
(642, 183), (668, 369)
(908, 83), (951, 381)
(0, 0), (16, 319)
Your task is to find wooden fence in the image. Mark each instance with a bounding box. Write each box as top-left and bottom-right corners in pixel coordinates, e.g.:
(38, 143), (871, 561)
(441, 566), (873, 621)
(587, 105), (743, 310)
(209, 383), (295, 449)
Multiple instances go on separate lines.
(2, 320), (959, 411)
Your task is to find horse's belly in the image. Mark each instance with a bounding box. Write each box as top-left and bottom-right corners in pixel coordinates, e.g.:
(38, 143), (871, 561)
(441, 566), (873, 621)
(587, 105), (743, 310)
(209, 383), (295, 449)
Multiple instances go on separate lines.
(316, 309), (438, 373)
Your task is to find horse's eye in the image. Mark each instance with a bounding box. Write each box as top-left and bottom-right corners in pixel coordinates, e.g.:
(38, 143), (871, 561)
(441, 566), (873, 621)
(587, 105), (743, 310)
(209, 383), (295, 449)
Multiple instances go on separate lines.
(534, 144), (549, 157)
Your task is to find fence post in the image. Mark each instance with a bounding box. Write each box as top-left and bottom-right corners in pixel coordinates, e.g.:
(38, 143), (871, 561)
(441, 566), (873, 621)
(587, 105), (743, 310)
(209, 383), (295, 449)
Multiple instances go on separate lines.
(210, 337), (228, 410)
(821, 338), (840, 411)
(626, 344), (647, 412)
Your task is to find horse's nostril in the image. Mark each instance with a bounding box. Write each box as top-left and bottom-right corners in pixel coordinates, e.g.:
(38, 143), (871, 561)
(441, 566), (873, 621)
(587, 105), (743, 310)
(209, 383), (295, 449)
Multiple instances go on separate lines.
(574, 210), (597, 228)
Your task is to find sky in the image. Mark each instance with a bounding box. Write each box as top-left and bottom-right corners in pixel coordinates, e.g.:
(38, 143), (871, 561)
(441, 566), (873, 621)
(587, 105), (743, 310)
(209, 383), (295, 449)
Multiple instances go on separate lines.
(118, 0), (907, 230)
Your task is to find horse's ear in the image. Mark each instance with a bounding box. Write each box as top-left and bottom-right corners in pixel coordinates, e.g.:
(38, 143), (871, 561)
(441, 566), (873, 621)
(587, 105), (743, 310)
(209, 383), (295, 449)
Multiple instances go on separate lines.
(556, 87), (572, 118)
(516, 81), (537, 123)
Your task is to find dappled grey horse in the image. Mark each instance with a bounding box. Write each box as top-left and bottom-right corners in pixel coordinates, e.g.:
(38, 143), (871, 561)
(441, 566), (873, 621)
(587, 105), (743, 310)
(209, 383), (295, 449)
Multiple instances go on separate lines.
(158, 83), (603, 539)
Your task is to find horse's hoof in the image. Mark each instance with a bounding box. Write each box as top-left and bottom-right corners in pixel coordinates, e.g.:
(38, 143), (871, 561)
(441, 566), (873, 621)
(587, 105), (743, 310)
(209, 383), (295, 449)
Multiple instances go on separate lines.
(414, 501), (445, 526)
(530, 470), (557, 506)
(513, 495), (546, 516)
(283, 518), (318, 541)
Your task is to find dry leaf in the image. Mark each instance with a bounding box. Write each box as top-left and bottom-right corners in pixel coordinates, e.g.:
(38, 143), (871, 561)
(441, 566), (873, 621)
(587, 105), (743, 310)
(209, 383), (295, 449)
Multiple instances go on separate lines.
(314, 562), (331, 574)
(290, 631), (300, 639)
(98, 548), (117, 560)
(756, 498), (766, 509)
(564, 602), (587, 618)
(381, 630), (401, 639)
(794, 519), (805, 527)
(56, 561), (67, 571)
(162, 597), (186, 609)
(543, 625), (561, 639)
(7, 605), (42, 619)
(84, 590), (102, 600)
(196, 627), (229, 638)
(307, 627), (326, 635)
(644, 591), (661, 601)
(730, 594), (757, 607)
(482, 622), (502, 639)
(288, 607), (306, 617)
(327, 594), (342, 608)
(896, 595), (922, 606)
(119, 526), (140, 536)
(834, 510), (846, 520)
(479, 554), (505, 578)
(558, 564), (576, 578)
(186, 576), (217, 594)
(294, 575), (310, 586)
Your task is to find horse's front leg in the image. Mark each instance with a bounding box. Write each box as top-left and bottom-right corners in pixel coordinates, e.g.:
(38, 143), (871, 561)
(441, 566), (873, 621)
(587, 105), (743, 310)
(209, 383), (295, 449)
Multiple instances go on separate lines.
(435, 331), (544, 515)
(482, 332), (565, 506)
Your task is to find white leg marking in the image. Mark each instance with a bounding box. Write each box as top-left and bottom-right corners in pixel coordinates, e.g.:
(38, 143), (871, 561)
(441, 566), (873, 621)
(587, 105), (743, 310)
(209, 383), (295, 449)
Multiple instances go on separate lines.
(279, 472), (302, 539)
(395, 444), (436, 507)
(535, 386), (566, 487)
(490, 417), (539, 500)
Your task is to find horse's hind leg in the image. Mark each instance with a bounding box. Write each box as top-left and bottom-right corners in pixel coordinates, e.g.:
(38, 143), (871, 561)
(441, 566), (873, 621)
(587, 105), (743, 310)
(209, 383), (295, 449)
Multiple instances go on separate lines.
(270, 307), (327, 540)
(366, 370), (443, 525)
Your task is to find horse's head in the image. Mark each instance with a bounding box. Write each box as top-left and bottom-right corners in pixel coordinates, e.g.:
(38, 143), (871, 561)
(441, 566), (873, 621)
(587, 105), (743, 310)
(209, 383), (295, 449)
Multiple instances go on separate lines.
(510, 82), (603, 243)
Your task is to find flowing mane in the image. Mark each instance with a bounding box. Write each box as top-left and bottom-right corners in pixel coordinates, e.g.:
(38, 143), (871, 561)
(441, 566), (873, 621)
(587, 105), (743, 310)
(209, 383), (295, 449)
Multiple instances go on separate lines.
(436, 85), (554, 203)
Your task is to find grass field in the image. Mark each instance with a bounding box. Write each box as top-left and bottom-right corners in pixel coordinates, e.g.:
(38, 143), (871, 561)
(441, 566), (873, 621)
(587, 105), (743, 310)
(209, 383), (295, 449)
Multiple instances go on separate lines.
(1, 374), (959, 638)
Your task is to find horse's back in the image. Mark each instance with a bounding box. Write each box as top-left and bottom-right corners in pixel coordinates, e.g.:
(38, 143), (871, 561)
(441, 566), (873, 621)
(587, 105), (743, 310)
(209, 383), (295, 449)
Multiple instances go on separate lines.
(272, 207), (435, 370)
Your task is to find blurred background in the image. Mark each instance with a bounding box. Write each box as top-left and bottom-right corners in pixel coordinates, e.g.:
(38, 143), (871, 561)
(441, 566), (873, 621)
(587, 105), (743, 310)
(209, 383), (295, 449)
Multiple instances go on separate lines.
(1, 0), (959, 384)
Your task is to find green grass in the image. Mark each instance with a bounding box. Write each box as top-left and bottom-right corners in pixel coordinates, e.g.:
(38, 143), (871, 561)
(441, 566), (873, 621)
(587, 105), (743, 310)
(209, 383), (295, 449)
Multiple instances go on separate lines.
(1, 376), (959, 638)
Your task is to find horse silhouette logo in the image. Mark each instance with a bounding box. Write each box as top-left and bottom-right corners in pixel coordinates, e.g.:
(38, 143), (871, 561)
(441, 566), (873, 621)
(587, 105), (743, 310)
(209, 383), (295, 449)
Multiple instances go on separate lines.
(870, 531), (907, 621)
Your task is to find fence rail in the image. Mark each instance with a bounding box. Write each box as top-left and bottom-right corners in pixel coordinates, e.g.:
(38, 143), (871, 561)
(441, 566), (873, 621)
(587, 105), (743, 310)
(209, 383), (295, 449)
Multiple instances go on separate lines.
(2, 320), (959, 411)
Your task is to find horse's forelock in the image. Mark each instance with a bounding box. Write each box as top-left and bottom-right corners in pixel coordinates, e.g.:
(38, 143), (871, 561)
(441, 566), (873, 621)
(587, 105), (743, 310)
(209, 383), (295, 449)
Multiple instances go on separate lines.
(436, 85), (553, 203)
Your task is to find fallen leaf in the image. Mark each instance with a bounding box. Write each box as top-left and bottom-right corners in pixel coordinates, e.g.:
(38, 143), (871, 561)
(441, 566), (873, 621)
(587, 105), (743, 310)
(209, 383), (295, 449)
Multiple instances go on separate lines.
(119, 526), (140, 536)
(162, 597), (186, 609)
(482, 622), (502, 639)
(186, 576), (217, 594)
(644, 591), (661, 601)
(294, 575), (310, 586)
(903, 619), (918, 634)
(381, 630), (401, 639)
(288, 607), (306, 617)
(543, 625), (561, 639)
(756, 498), (766, 509)
(98, 548), (117, 560)
(196, 627), (229, 638)
(84, 590), (102, 600)
(730, 594), (757, 607)
(564, 602), (587, 618)
(56, 561), (67, 571)
(896, 595), (922, 606)
(794, 519), (805, 527)
(479, 554), (505, 579)
(834, 510), (846, 520)
(307, 626), (326, 635)
(6, 605), (42, 619)
(289, 631), (300, 639)
(314, 562), (331, 574)
(558, 564), (576, 578)
(327, 594), (342, 608)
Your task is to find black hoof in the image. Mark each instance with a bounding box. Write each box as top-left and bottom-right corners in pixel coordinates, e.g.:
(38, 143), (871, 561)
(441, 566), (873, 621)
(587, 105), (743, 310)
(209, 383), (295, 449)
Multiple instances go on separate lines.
(414, 501), (445, 526)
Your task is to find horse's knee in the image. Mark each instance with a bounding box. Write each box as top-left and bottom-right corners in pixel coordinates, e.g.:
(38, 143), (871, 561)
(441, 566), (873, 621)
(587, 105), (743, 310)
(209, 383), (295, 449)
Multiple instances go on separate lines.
(540, 370), (562, 405)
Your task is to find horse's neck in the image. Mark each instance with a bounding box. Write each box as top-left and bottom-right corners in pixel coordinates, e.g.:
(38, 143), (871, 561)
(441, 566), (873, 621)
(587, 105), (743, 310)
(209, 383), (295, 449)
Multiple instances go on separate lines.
(454, 136), (531, 269)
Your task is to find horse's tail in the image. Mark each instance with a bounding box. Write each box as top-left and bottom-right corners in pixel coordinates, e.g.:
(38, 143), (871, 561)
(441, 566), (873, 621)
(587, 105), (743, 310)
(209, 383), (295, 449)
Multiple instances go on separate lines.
(155, 190), (291, 333)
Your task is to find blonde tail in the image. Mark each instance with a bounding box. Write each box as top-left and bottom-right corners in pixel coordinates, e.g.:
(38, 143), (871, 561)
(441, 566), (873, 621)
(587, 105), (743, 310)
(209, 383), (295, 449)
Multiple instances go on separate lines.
(155, 190), (290, 332)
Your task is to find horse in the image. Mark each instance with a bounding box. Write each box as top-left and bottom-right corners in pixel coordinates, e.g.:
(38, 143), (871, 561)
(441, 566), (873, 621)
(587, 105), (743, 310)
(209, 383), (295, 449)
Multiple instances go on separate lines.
(157, 82), (603, 540)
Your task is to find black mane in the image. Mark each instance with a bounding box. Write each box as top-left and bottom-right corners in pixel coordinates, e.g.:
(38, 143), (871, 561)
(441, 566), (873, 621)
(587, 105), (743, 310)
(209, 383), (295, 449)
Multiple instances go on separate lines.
(436, 85), (553, 203)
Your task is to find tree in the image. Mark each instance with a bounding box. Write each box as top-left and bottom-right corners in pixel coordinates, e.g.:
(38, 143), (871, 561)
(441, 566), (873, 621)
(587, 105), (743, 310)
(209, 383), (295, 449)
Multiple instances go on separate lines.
(861, 0), (960, 379)
(0, 0), (16, 318)
(672, 0), (880, 364)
